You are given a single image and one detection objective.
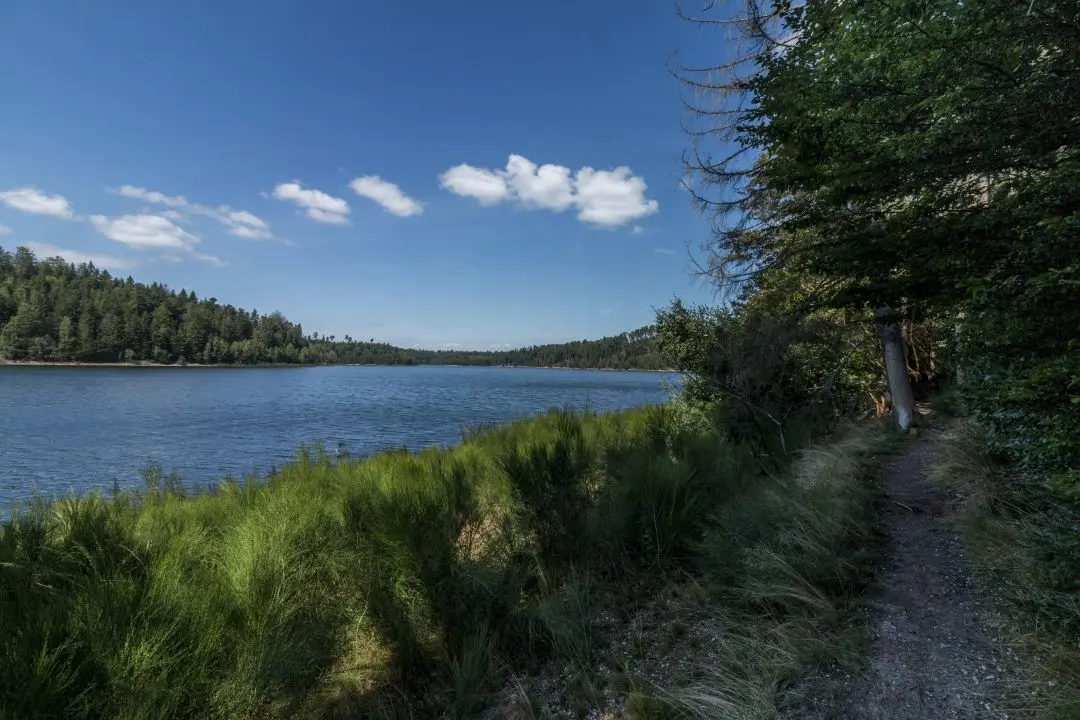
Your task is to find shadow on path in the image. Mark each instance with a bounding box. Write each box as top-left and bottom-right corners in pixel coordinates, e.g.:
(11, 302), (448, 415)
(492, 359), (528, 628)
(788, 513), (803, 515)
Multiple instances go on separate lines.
(788, 429), (1029, 719)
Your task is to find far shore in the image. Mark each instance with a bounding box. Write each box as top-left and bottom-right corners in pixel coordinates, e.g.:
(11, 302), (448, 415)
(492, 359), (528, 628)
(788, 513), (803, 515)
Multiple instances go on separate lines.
(0, 359), (676, 373)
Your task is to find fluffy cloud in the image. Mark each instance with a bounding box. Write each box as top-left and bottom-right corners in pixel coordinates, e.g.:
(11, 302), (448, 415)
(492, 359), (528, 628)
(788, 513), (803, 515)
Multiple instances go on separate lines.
(271, 182), (350, 225)
(90, 213), (201, 251)
(0, 187), (75, 219)
(111, 185), (274, 240)
(504, 156), (575, 211)
(573, 167), (659, 227)
(0, 224), (11, 236)
(23, 242), (139, 271)
(438, 165), (509, 205)
(438, 154), (658, 228)
(349, 176), (423, 217)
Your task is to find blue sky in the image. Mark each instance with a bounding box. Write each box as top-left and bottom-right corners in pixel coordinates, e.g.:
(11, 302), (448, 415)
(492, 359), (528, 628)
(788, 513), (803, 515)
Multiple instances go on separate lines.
(0, 0), (724, 350)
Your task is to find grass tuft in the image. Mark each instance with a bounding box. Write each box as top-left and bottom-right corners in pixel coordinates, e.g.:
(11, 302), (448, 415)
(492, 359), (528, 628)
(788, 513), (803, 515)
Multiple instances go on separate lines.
(930, 419), (1080, 718)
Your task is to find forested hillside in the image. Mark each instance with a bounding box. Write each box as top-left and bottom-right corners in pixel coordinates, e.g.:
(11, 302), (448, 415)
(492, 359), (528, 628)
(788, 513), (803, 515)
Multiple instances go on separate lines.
(0, 245), (664, 369)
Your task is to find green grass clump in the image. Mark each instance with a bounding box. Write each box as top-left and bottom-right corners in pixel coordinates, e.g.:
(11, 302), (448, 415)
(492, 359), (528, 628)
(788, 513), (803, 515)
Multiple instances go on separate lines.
(650, 424), (885, 720)
(0, 405), (738, 719)
(1, 406), (887, 718)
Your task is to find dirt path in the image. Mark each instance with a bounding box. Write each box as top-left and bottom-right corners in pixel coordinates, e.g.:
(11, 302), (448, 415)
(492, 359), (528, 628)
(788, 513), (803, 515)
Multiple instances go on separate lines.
(788, 431), (1028, 719)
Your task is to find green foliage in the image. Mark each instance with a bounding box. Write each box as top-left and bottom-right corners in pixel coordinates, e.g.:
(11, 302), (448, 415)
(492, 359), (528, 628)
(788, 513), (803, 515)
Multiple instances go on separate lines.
(0, 246), (667, 368)
(677, 0), (1079, 681)
(498, 413), (594, 569)
(655, 281), (881, 464)
(0, 401), (872, 718)
(0, 406), (741, 718)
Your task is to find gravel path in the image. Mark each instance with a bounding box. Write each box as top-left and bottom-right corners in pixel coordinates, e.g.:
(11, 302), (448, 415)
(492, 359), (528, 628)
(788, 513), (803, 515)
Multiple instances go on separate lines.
(788, 431), (1028, 719)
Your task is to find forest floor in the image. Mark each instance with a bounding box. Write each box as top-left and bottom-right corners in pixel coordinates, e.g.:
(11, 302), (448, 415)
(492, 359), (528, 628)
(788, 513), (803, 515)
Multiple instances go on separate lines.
(785, 426), (1033, 719)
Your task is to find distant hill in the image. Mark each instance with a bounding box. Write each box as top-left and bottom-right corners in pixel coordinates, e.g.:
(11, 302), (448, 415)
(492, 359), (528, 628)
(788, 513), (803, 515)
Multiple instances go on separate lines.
(0, 245), (667, 370)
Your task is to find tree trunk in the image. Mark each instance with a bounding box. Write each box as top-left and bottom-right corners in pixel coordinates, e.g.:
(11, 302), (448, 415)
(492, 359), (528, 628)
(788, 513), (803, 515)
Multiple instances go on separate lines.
(876, 306), (917, 430)
(953, 311), (966, 386)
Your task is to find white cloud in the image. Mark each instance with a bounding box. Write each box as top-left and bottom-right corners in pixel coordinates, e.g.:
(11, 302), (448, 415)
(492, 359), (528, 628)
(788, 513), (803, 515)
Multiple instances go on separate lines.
(219, 209), (271, 239)
(192, 252), (227, 267)
(654, 247), (674, 255)
(438, 154), (658, 228)
(349, 176), (424, 217)
(90, 213), (201, 251)
(573, 167), (659, 227)
(0, 187), (75, 219)
(306, 208), (350, 225)
(114, 185), (187, 208)
(271, 182), (350, 225)
(110, 185), (274, 240)
(438, 165), (510, 205)
(504, 156), (575, 211)
(631, 225), (644, 235)
(228, 224), (268, 239)
(0, 224), (11, 236)
(438, 342), (464, 350)
(23, 242), (139, 271)
(223, 209), (267, 229)
(438, 155), (656, 227)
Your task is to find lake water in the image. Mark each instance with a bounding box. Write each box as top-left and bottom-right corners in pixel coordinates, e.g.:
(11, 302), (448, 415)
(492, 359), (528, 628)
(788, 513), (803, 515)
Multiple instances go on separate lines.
(0, 365), (675, 506)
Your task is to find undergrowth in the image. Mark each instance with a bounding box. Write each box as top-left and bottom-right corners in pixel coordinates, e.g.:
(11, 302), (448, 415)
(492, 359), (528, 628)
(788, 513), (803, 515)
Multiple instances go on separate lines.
(929, 419), (1080, 719)
(1, 407), (890, 719)
(646, 426), (887, 720)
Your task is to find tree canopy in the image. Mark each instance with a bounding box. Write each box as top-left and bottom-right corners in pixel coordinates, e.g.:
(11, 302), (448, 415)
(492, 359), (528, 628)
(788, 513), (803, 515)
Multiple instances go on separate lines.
(682, 0), (1079, 467)
(0, 245), (665, 369)
(661, 0), (1078, 633)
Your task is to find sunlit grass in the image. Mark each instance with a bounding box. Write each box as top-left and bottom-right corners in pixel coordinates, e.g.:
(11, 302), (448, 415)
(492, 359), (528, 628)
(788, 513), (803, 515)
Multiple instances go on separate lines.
(0, 405), (885, 718)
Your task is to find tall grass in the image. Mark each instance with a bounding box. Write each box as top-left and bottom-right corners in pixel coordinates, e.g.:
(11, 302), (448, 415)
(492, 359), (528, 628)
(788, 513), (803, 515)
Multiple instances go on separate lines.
(0, 405), (730, 718)
(929, 420), (1080, 718)
(655, 425), (885, 720)
(0, 406), (882, 718)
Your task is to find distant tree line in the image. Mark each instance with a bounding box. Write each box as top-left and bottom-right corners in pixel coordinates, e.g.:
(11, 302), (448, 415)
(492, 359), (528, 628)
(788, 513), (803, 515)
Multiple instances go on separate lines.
(0, 246), (665, 369)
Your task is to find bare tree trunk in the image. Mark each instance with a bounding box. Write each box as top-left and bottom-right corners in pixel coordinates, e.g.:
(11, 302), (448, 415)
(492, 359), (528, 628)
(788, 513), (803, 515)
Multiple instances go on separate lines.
(876, 306), (917, 430)
(953, 310), (966, 386)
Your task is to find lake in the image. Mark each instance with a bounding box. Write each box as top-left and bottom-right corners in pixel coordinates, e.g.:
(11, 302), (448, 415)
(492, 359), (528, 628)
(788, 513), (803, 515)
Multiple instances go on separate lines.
(0, 365), (675, 507)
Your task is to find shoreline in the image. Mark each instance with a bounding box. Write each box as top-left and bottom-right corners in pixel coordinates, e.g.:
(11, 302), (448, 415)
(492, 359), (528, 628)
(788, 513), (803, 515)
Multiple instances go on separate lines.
(0, 359), (676, 373)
